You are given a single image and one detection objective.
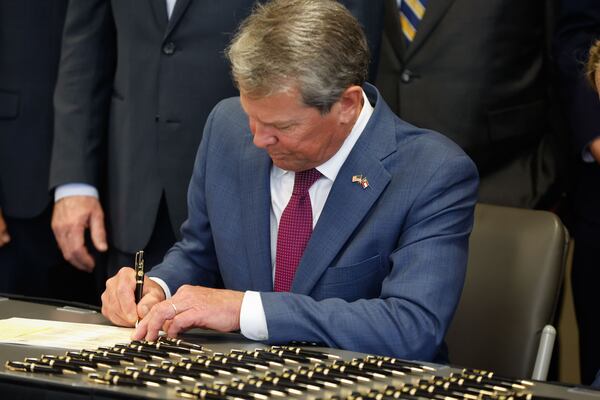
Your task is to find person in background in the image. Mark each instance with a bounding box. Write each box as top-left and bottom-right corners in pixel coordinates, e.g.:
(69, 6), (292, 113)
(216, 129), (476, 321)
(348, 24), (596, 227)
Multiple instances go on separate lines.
(377, 0), (563, 208)
(0, 0), (96, 303)
(101, 0), (478, 362)
(554, 0), (600, 384)
(50, 0), (383, 292)
(586, 39), (600, 390)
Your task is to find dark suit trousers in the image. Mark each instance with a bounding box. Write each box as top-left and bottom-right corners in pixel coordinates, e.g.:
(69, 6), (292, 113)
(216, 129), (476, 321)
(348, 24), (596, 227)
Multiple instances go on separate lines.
(572, 201), (600, 383)
(0, 204), (98, 305)
(104, 195), (177, 285)
(568, 162), (600, 384)
(572, 216), (600, 384)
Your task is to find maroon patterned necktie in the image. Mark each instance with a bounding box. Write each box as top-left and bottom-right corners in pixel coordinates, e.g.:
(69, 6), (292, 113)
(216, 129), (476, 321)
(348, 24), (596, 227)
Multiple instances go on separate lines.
(274, 168), (322, 292)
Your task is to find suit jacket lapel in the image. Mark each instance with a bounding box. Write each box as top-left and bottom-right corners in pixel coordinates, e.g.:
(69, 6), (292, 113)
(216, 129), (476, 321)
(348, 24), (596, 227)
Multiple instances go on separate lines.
(149, 0), (168, 31)
(291, 85), (396, 295)
(164, 0), (192, 39)
(404, 0), (455, 61)
(240, 141), (274, 292)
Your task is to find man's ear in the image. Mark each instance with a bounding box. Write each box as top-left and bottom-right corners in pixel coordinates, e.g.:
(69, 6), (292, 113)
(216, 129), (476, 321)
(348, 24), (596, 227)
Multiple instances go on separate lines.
(337, 85), (364, 124)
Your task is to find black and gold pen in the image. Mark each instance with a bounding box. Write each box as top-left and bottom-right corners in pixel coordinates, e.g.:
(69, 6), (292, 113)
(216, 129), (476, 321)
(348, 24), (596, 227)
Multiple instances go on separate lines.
(5, 360), (77, 375)
(88, 372), (160, 388)
(134, 250), (144, 326)
(134, 250), (144, 303)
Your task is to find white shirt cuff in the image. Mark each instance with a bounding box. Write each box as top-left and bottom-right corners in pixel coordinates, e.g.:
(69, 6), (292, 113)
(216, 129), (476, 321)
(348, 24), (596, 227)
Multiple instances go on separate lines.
(149, 277), (172, 299)
(54, 183), (99, 202)
(240, 291), (269, 341)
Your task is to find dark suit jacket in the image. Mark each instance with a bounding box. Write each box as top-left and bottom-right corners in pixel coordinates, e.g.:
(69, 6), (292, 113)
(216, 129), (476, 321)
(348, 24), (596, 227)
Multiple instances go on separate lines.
(149, 84), (479, 361)
(554, 0), (600, 223)
(0, 0), (68, 218)
(50, 0), (384, 254)
(377, 0), (560, 208)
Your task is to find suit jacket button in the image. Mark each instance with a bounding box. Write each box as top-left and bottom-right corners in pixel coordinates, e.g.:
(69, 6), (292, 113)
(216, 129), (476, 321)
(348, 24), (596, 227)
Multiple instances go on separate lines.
(162, 41), (176, 55)
(401, 70), (412, 83)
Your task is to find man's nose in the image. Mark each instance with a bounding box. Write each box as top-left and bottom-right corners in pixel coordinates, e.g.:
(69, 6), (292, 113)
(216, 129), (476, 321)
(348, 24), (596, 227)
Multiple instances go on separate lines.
(251, 120), (277, 148)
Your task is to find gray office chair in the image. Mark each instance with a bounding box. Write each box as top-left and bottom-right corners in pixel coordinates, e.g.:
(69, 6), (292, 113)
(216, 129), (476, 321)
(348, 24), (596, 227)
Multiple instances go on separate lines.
(445, 203), (569, 380)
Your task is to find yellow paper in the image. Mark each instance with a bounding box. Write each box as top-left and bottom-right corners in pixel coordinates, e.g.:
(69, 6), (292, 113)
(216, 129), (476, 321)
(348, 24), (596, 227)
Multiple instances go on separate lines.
(0, 317), (133, 350)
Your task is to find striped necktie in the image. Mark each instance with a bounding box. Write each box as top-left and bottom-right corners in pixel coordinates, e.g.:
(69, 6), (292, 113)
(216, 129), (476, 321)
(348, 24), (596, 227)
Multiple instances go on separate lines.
(399, 0), (428, 43)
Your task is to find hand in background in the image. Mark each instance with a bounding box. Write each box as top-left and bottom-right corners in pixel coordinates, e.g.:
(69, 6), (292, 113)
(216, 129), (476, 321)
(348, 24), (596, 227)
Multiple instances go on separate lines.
(590, 137), (600, 164)
(0, 209), (10, 247)
(132, 285), (244, 341)
(51, 195), (107, 272)
(101, 266), (166, 327)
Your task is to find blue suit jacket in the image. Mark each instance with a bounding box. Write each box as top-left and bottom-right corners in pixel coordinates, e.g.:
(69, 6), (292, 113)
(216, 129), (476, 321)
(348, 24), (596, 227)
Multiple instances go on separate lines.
(149, 83), (479, 362)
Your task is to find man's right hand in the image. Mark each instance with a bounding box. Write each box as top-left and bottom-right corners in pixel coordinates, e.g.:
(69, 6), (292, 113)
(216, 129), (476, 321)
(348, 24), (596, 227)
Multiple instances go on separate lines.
(0, 209), (10, 247)
(52, 196), (108, 272)
(590, 137), (600, 164)
(101, 267), (166, 327)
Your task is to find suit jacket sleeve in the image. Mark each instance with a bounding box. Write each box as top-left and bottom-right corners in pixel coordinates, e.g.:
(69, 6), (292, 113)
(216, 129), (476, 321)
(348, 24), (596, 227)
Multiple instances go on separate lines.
(553, 0), (600, 155)
(261, 151), (478, 362)
(50, 0), (116, 189)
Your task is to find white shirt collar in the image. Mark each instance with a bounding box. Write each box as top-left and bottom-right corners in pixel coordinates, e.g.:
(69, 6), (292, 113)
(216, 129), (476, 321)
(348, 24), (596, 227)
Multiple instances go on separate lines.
(272, 89), (374, 181)
(166, 0), (177, 19)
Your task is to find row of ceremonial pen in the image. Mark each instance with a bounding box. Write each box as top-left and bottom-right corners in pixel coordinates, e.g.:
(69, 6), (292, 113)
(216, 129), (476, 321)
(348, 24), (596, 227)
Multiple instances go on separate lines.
(5, 336), (536, 400)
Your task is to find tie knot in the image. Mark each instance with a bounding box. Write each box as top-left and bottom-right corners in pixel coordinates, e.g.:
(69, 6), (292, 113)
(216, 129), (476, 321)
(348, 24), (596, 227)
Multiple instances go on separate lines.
(293, 168), (321, 195)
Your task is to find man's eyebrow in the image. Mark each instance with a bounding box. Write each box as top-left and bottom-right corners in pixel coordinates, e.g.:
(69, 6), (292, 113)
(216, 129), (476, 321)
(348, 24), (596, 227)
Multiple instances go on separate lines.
(271, 120), (297, 127)
(252, 116), (298, 127)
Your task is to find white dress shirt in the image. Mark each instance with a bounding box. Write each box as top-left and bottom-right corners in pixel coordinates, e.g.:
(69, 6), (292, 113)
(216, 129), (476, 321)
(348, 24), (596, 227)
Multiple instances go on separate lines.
(166, 0), (176, 19)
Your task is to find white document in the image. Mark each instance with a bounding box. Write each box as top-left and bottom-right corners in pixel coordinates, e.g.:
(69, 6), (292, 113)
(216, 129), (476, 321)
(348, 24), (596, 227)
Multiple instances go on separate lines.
(0, 317), (133, 350)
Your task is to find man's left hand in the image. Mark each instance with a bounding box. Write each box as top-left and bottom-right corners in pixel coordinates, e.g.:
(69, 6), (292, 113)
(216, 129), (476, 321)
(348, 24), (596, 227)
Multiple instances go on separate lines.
(132, 285), (245, 341)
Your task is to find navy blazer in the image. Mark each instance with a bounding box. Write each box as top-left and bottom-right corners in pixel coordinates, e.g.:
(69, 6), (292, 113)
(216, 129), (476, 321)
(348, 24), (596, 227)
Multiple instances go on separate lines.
(0, 0), (68, 218)
(149, 84), (479, 362)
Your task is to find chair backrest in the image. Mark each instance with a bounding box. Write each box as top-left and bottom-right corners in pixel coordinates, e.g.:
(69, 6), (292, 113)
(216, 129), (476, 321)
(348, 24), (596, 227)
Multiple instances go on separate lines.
(445, 203), (568, 378)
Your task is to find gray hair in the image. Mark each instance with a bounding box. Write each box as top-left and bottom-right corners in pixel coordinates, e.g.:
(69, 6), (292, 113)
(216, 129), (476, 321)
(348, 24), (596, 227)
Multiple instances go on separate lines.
(226, 0), (370, 114)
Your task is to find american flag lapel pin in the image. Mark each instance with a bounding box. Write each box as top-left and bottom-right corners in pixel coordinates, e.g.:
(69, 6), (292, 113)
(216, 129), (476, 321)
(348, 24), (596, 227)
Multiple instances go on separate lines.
(352, 174), (369, 189)
(360, 177), (369, 189)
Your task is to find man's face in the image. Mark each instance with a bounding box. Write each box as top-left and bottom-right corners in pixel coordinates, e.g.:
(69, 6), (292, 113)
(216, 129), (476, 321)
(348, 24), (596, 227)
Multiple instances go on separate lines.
(240, 86), (357, 172)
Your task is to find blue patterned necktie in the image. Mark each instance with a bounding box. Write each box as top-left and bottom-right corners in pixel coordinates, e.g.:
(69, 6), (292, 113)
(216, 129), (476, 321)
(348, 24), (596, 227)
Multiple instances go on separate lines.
(398, 0), (428, 43)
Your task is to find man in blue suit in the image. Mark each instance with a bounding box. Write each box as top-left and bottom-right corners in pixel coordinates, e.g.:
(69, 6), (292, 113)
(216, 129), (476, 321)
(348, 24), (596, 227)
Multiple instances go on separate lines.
(101, 0), (478, 362)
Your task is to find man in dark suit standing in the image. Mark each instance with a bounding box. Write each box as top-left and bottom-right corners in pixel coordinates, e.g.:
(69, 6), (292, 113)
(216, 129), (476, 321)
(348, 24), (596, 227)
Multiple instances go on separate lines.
(0, 0), (95, 302)
(50, 0), (383, 283)
(376, 0), (561, 208)
(554, 0), (600, 384)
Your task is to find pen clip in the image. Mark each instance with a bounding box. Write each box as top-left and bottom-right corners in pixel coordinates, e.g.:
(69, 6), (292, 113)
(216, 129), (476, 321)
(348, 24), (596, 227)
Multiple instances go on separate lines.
(134, 251), (144, 282)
